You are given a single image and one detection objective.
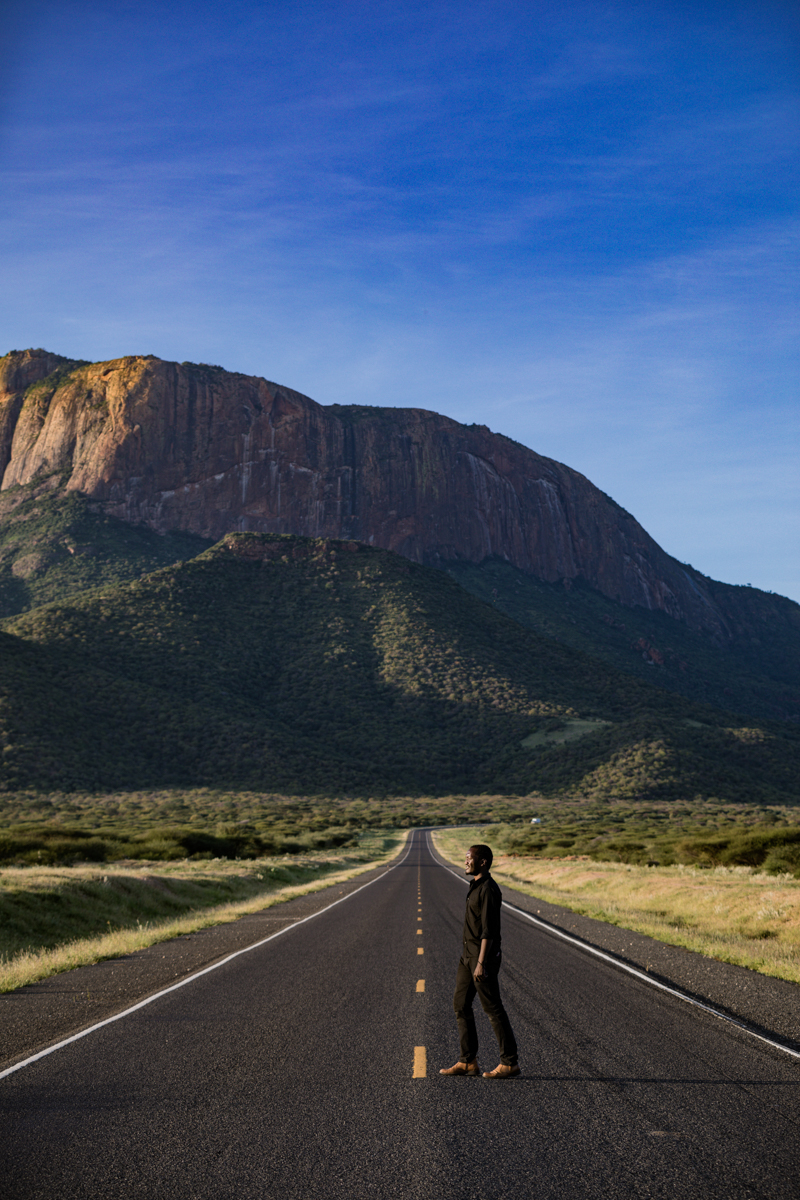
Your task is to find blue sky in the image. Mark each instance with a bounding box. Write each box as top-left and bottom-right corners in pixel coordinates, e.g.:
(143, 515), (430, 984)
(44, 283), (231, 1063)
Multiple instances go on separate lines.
(1, 0), (798, 600)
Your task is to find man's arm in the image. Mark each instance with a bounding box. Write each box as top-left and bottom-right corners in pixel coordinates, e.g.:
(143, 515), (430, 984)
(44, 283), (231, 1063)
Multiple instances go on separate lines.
(474, 937), (492, 980)
(474, 882), (501, 979)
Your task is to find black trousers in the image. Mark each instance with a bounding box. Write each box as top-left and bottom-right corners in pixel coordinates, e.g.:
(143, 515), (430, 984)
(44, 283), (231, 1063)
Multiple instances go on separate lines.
(453, 953), (518, 1066)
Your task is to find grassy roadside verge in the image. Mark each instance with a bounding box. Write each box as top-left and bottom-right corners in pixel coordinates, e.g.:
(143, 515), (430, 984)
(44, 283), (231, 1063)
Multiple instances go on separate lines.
(0, 830), (406, 994)
(432, 828), (800, 984)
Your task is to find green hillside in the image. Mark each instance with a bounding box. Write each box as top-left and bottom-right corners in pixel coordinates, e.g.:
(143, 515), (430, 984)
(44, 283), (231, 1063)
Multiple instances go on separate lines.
(2, 483), (798, 730)
(1, 532), (798, 802)
(0, 483), (212, 617)
(448, 558), (800, 725)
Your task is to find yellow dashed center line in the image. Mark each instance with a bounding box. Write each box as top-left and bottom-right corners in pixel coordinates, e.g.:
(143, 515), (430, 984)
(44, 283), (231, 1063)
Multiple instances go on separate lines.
(413, 871), (426, 1076)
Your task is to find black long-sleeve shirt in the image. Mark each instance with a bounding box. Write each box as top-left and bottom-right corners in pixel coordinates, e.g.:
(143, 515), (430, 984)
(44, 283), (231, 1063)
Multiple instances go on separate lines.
(462, 873), (503, 959)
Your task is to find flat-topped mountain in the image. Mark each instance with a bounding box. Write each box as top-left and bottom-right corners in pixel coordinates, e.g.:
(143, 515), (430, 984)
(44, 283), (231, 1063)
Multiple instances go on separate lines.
(2, 348), (798, 703)
(0, 349), (748, 639)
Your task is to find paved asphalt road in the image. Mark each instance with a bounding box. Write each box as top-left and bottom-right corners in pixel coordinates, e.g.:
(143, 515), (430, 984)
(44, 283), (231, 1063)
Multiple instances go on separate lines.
(2, 830), (798, 1199)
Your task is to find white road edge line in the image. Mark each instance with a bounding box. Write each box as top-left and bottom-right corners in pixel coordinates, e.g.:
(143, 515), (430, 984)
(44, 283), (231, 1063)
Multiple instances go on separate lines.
(429, 834), (800, 1064)
(0, 834), (415, 1082)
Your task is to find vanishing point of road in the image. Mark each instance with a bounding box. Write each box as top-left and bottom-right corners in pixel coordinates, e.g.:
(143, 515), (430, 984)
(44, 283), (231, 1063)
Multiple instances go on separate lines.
(2, 830), (798, 1198)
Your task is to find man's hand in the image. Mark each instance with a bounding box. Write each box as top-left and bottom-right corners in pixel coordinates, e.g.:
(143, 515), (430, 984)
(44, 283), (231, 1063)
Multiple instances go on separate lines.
(474, 960), (485, 981)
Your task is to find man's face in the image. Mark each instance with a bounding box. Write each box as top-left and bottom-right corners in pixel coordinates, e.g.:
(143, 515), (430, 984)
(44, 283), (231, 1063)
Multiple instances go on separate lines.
(465, 847), (483, 876)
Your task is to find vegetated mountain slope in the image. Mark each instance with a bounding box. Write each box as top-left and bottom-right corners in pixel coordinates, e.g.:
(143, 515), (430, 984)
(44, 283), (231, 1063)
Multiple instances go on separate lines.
(1, 534), (798, 802)
(449, 560), (800, 724)
(2, 347), (790, 648)
(0, 480), (212, 614)
(0, 483), (796, 729)
(0, 482), (796, 731)
(0, 485), (213, 617)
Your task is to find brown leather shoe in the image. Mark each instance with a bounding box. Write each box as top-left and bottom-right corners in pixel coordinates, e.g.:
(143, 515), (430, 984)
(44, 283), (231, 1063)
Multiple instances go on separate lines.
(482, 1063), (520, 1079)
(439, 1060), (479, 1076)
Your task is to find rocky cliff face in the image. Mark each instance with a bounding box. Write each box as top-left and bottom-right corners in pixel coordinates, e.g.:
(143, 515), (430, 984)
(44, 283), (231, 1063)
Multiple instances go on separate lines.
(0, 349), (754, 639)
(0, 349), (78, 483)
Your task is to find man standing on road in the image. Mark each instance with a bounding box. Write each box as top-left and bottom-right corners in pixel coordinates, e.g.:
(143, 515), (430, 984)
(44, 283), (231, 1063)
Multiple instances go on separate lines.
(440, 843), (520, 1079)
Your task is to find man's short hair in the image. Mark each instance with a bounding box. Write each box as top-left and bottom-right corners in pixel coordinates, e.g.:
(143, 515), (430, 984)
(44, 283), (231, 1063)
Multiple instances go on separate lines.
(471, 843), (493, 869)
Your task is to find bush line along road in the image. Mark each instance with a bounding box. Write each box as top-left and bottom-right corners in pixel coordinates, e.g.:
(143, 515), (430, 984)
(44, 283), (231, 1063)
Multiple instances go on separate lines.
(2, 831), (798, 1198)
